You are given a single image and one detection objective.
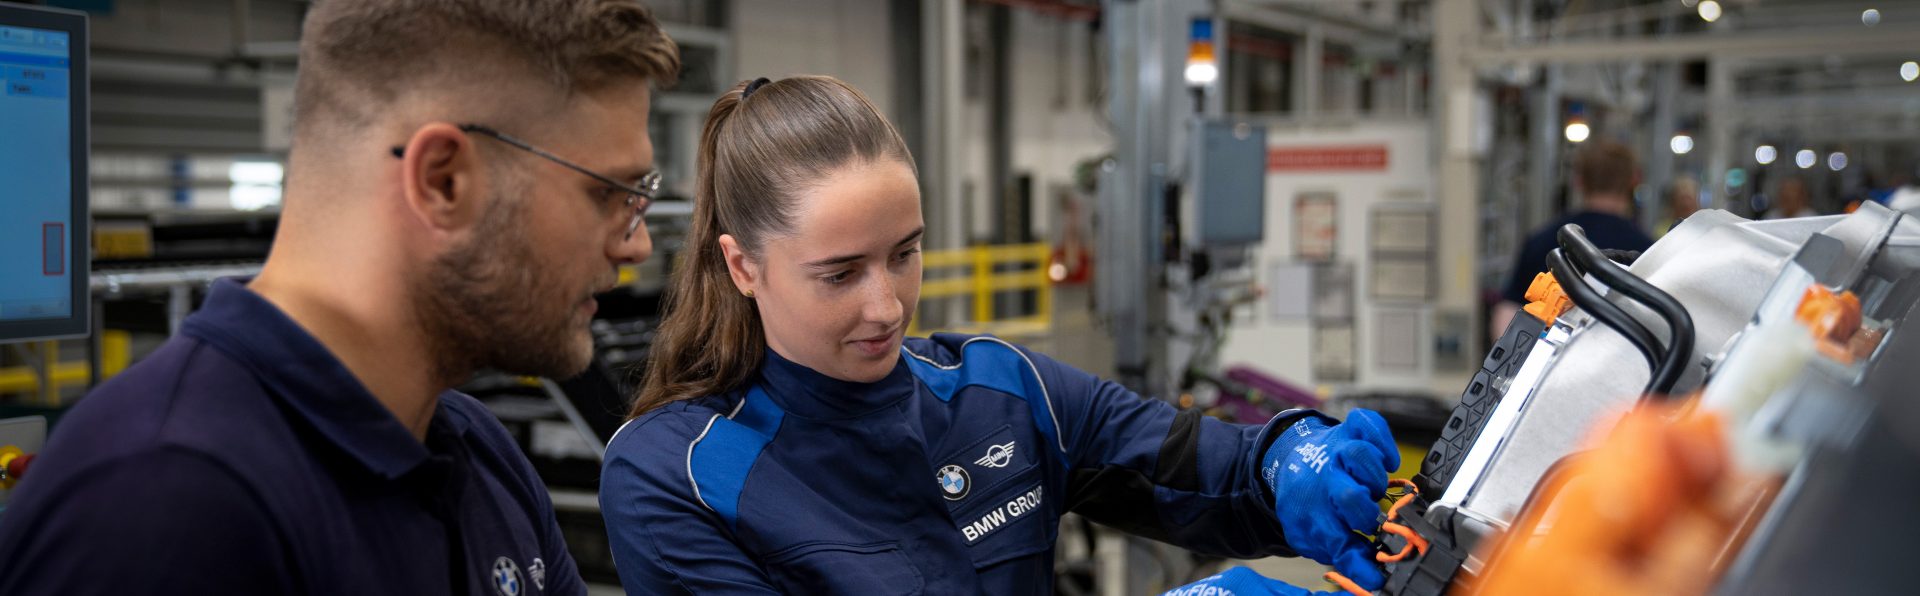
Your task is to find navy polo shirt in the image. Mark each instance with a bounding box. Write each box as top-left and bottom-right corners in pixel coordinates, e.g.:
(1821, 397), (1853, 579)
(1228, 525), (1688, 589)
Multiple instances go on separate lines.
(1501, 211), (1654, 304)
(0, 278), (583, 596)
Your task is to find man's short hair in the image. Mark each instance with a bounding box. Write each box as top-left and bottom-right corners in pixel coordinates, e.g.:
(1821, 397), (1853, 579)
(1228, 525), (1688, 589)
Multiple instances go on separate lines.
(1665, 176), (1698, 202)
(293, 0), (680, 140)
(1573, 140), (1638, 197)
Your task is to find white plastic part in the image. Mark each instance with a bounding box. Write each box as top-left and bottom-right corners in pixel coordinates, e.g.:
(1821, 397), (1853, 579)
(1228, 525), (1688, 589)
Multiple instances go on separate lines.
(1699, 318), (1816, 472)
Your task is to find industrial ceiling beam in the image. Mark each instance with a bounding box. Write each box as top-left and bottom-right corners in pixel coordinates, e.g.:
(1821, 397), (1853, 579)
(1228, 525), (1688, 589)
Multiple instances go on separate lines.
(1469, 25), (1920, 64)
(1221, 0), (1427, 48)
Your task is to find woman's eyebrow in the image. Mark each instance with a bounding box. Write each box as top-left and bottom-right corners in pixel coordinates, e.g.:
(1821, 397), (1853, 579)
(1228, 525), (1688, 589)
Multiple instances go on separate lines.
(803, 228), (925, 270)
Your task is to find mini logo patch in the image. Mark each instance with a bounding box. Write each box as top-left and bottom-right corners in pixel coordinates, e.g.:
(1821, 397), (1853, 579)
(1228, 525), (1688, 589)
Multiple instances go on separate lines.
(938, 464), (971, 500)
(492, 556), (523, 596)
(528, 558), (546, 591)
(973, 441), (1017, 468)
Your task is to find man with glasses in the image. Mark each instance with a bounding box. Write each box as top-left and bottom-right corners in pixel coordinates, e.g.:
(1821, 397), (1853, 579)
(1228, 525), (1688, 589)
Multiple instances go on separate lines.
(391, 125), (663, 243)
(0, 1), (677, 594)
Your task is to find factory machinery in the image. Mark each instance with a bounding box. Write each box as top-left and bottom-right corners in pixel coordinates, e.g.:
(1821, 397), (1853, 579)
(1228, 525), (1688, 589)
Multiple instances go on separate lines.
(1360, 203), (1920, 595)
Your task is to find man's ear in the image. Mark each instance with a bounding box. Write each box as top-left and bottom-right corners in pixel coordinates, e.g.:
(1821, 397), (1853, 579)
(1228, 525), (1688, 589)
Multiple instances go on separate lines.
(397, 123), (488, 236)
(719, 234), (759, 296)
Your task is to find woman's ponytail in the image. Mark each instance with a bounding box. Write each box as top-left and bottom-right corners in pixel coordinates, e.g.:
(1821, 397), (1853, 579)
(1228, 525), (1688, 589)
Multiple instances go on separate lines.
(630, 82), (765, 415)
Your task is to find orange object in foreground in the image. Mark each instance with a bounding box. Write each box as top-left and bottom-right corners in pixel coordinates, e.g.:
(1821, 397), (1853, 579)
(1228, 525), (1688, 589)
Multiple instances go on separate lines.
(1473, 408), (1733, 596)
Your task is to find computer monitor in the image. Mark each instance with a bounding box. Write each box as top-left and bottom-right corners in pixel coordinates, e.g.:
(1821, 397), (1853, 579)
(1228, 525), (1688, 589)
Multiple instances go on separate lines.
(0, 3), (86, 343)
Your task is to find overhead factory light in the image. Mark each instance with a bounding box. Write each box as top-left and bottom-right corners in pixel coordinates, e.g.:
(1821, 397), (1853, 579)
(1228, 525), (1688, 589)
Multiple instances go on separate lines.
(1796, 149), (1817, 169)
(1565, 121), (1591, 143)
(1756, 145), (1778, 164)
(1698, 0), (1722, 22)
(1863, 9), (1882, 26)
(1670, 134), (1695, 155)
(1903, 61), (1919, 83)
(1829, 152), (1849, 171)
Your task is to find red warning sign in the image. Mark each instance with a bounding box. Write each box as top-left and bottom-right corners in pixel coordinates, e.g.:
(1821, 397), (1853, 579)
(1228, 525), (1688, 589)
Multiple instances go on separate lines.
(1266, 146), (1389, 172)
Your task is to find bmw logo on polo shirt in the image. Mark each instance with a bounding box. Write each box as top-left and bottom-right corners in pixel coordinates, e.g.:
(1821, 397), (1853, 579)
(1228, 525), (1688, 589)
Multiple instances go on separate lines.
(492, 556), (523, 596)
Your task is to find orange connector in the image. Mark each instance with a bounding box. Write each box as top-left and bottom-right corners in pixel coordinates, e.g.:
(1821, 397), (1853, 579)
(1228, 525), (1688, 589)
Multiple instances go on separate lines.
(1522, 272), (1573, 325)
(1794, 285), (1860, 344)
(1322, 479), (1426, 596)
(1795, 285), (1873, 362)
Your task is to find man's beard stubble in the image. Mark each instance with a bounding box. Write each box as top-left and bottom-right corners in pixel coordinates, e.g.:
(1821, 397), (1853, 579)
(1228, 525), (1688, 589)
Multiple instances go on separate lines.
(412, 190), (596, 386)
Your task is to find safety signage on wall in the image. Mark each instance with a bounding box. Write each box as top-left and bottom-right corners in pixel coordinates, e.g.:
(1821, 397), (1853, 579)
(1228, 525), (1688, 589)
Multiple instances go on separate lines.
(1266, 146), (1389, 171)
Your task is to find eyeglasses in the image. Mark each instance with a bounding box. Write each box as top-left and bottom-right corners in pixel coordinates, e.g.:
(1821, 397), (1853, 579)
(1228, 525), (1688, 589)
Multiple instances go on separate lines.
(390, 124), (660, 241)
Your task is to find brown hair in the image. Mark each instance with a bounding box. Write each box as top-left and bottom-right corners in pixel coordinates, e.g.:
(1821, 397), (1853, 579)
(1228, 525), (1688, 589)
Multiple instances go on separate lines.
(630, 76), (916, 417)
(1573, 140), (1638, 198)
(293, 0), (680, 140)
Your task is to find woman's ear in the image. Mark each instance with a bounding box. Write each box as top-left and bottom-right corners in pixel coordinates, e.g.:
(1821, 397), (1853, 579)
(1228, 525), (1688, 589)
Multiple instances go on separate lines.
(719, 234), (759, 297)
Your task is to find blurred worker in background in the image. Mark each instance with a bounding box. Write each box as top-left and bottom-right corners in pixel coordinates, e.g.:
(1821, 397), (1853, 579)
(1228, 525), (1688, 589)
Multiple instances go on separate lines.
(1890, 166), (1920, 212)
(1491, 140), (1655, 340)
(0, 1), (677, 593)
(598, 75), (1398, 596)
(1655, 176), (1700, 238)
(1766, 177), (1818, 219)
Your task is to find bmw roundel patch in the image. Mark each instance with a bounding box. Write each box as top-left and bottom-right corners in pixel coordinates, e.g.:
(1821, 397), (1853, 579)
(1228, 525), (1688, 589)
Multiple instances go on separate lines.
(492, 556), (523, 596)
(938, 464), (971, 500)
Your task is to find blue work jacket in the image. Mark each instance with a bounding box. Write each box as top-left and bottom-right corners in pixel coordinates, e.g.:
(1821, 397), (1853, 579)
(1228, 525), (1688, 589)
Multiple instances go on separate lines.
(601, 333), (1312, 594)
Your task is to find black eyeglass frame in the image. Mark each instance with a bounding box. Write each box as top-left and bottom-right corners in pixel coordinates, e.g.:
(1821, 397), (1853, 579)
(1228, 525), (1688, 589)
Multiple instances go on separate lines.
(389, 124), (660, 240)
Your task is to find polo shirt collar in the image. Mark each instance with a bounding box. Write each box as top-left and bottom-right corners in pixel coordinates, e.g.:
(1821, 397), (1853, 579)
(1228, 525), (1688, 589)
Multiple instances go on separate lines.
(180, 277), (465, 480)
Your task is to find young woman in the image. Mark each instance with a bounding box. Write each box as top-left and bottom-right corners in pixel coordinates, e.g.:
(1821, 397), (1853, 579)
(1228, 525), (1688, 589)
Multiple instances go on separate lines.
(599, 76), (1399, 595)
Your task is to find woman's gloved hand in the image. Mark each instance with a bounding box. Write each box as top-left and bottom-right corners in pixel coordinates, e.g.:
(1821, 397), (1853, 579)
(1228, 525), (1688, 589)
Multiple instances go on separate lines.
(1262, 409), (1399, 591)
(1162, 566), (1348, 596)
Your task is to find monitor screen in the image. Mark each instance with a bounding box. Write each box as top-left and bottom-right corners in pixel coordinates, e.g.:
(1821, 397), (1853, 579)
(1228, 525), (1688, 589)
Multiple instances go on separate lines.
(0, 4), (86, 342)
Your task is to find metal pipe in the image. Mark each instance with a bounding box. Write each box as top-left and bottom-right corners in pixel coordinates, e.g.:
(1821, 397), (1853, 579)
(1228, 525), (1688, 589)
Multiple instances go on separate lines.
(1557, 224), (1696, 397)
(1546, 249), (1663, 381)
(168, 284), (193, 337)
(539, 379), (607, 461)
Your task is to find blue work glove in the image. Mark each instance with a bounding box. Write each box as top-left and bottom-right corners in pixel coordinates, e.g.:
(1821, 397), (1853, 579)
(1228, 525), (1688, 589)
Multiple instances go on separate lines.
(1261, 409), (1399, 591)
(1163, 566), (1345, 596)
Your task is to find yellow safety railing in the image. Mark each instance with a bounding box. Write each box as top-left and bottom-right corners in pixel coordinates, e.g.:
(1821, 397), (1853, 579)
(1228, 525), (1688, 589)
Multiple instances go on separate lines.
(911, 243), (1053, 338)
(0, 245), (1049, 402)
(0, 330), (133, 403)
